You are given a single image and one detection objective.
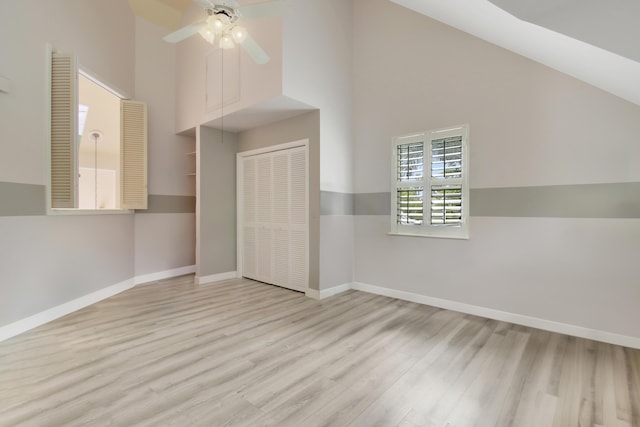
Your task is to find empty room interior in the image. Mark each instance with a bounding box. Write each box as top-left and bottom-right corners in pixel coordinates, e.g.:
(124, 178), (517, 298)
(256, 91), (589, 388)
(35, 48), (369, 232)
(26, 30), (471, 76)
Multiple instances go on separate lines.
(0, 0), (639, 425)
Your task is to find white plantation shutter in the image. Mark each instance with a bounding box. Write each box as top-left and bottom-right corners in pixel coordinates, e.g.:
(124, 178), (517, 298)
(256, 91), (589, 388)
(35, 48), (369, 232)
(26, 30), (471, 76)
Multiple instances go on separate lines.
(50, 52), (77, 208)
(431, 185), (463, 225)
(391, 125), (469, 238)
(240, 145), (308, 291)
(397, 187), (424, 225)
(395, 141), (425, 225)
(430, 135), (463, 225)
(120, 100), (148, 210)
(397, 142), (424, 182)
(431, 136), (463, 179)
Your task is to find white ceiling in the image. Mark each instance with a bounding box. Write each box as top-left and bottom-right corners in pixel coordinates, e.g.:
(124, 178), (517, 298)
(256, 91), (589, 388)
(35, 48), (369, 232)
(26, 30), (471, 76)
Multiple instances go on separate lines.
(131, 0), (640, 111)
(390, 0), (640, 106)
(488, 0), (640, 63)
(203, 96), (316, 132)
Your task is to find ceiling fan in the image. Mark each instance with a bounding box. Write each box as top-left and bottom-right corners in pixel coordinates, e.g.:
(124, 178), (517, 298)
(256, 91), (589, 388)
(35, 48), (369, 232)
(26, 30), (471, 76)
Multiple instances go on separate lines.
(163, 0), (288, 64)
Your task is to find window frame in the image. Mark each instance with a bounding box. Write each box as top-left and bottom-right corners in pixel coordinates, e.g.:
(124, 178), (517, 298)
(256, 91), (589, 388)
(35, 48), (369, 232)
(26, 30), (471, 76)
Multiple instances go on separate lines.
(45, 44), (146, 215)
(389, 124), (470, 239)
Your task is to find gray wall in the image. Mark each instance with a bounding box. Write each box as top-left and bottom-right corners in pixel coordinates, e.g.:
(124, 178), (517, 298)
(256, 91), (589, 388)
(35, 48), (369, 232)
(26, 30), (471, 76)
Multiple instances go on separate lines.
(0, 0), (137, 328)
(0, 214), (135, 327)
(133, 17), (196, 276)
(196, 126), (238, 278)
(281, 0), (355, 291)
(237, 111), (321, 290)
(352, 0), (640, 338)
(0, 1), (196, 328)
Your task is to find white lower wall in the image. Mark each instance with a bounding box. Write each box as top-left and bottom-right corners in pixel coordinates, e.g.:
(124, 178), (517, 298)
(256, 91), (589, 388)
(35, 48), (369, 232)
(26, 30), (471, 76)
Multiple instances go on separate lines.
(0, 214), (135, 327)
(320, 215), (354, 289)
(354, 215), (640, 339)
(0, 264), (196, 343)
(135, 213), (195, 276)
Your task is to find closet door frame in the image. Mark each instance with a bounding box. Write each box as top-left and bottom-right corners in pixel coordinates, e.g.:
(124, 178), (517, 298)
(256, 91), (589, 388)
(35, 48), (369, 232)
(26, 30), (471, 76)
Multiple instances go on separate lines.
(236, 139), (309, 292)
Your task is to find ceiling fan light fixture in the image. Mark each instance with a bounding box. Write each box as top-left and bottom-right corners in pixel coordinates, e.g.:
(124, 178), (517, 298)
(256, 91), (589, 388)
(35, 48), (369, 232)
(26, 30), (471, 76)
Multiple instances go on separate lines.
(219, 34), (235, 49)
(163, 1), (273, 64)
(231, 26), (248, 44)
(199, 26), (216, 44)
(209, 14), (229, 34)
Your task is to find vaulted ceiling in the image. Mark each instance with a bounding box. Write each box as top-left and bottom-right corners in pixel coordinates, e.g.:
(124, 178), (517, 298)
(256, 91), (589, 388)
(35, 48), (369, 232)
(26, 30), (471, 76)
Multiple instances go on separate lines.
(130, 0), (640, 106)
(488, 0), (639, 63)
(128, 0), (193, 30)
(391, 0), (640, 106)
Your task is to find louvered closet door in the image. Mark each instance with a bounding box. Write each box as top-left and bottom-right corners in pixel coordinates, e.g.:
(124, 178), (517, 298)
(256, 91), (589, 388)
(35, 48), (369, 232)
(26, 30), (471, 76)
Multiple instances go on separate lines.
(242, 157), (257, 279)
(256, 155), (272, 283)
(272, 151), (290, 287)
(241, 146), (307, 292)
(288, 147), (307, 290)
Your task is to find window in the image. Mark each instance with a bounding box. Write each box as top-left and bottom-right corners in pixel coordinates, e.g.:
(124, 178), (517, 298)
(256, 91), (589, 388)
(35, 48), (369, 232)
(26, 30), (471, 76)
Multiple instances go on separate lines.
(49, 51), (148, 211)
(390, 124), (469, 239)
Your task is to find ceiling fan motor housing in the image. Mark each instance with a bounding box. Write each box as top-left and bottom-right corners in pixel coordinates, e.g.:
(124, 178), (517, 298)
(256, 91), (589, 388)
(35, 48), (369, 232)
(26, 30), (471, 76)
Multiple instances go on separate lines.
(207, 5), (239, 24)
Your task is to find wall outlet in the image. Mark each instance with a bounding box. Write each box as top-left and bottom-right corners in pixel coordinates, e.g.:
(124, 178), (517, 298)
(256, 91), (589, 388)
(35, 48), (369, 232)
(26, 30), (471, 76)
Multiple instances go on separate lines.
(0, 76), (10, 93)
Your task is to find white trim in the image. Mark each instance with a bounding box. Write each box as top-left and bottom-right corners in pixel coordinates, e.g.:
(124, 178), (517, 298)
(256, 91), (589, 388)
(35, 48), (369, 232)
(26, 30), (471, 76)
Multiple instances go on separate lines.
(48, 209), (133, 216)
(195, 126), (202, 279)
(237, 139), (308, 158)
(351, 282), (640, 349)
(0, 278), (135, 343)
(78, 66), (130, 100)
(195, 271), (239, 285)
(305, 283), (351, 300)
(135, 265), (196, 285)
(0, 266), (198, 343)
(44, 43), (53, 213)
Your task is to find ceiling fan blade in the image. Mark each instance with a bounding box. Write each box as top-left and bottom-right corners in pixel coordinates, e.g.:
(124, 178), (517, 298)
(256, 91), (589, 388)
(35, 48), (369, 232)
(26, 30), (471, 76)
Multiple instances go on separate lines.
(219, 0), (241, 8)
(193, 0), (215, 9)
(163, 22), (206, 43)
(241, 34), (270, 64)
(237, 0), (289, 19)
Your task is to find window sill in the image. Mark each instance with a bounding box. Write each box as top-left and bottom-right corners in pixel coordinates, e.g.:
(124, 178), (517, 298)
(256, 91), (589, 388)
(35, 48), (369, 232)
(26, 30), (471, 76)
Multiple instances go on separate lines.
(48, 208), (134, 216)
(387, 231), (469, 240)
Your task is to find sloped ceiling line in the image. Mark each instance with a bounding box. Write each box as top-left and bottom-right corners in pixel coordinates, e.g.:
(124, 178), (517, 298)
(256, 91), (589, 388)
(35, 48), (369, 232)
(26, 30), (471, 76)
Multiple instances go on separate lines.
(390, 0), (640, 106)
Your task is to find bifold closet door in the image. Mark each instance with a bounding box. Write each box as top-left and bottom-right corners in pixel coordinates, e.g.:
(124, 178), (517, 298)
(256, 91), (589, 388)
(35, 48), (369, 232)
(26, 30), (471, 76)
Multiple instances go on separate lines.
(241, 146), (307, 292)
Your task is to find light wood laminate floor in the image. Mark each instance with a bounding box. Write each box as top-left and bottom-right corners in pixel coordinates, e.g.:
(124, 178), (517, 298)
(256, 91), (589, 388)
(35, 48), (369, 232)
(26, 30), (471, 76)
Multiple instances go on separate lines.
(0, 276), (638, 426)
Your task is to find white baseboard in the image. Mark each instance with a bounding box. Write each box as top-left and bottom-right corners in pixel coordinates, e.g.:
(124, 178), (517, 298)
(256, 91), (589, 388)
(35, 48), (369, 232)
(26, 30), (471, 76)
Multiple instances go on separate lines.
(0, 278), (135, 343)
(306, 283), (352, 300)
(135, 265), (196, 285)
(351, 282), (640, 349)
(0, 265), (198, 343)
(195, 271), (239, 285)
(4, 274), (637, 349)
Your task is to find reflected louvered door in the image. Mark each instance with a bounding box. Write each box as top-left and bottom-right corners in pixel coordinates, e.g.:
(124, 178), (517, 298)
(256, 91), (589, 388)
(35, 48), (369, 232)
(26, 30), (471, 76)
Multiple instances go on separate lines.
(50, 52), (77, 208)
(121, 100), (148, 209)
(241, 145), (307, 292)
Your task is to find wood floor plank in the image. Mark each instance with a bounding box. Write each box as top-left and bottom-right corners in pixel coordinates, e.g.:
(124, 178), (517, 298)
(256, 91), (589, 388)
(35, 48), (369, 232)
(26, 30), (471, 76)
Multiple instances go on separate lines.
(0, 275), (639, 427)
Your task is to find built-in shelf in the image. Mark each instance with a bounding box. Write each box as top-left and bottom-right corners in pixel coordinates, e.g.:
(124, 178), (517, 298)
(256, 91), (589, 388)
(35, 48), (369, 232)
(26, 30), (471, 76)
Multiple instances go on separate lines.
(185, 140), (196, 179)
